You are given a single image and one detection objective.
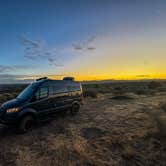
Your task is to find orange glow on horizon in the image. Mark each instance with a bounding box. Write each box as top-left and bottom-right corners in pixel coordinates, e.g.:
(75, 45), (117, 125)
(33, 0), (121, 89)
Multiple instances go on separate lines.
(50, 74), (166, 81)
(18, 73), (166, 82)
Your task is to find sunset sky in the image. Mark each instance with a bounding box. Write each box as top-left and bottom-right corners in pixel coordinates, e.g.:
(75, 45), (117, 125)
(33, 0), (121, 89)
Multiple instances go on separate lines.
(0, 0), (166, 83)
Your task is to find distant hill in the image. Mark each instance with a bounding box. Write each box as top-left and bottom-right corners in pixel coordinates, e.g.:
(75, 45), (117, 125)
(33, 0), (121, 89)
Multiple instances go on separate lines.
(81, 79), (166, 84)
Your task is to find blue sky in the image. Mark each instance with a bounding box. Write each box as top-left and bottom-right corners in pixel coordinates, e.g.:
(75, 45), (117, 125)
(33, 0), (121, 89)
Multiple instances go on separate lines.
(0, 0), (166, 83)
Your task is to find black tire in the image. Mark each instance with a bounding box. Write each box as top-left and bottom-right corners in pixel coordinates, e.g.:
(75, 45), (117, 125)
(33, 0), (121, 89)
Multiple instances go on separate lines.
(70, 103), (80, 115)
(18, 115), (34, 133)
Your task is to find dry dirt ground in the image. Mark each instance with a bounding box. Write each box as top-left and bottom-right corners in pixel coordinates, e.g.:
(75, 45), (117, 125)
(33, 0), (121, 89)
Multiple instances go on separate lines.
(0, 92), (166, 166)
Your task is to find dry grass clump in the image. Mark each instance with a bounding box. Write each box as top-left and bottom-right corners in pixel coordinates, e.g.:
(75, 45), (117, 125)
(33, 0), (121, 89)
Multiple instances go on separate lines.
(121, 144), (137, 160)
(157, 116), (166, 137)
(112, 87), (125, 96)
(153, 103), (166, 137)
(111, 95), (133, 100)
(148, 81), (162, 90)
(83, 83), (112, 94)
(83, 90), (98, 98)
(148, 107), (166, 137)
(135, 89), (148, 95)
(73, 137), (87, 154)
(159, 102), (166, 112)
(109, 136), (138, 163)
(0, 93), (17, 104)
(111, 87), (134, 100)
(137, 89), (157, 96)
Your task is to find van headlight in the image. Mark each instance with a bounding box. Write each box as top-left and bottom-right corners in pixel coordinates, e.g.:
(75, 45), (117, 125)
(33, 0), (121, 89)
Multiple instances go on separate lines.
(6, 108), (19, 113)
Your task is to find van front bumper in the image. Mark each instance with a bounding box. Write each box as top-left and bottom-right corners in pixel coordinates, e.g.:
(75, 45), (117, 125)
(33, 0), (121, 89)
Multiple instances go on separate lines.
(0, 108), (19, 125)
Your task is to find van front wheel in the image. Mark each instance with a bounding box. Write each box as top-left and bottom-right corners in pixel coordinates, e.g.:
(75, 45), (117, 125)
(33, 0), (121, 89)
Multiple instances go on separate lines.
(18, 116), (34, 133)
(70, 103), (80, 115)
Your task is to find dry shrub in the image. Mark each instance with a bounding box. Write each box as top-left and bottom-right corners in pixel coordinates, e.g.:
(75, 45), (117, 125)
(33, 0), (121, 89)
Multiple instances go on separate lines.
(110, 136), (137, 161)
(112, 87), (125, 96)
(148, 81), (162, 89)
(111, 95), (133, 100)
(159, 102), (166, 112)
(148, 109), (166, 137)
(110, 135), (125, 148)
(111, 87), (133, 100)
(157, 115), (166, 137)
(121, 144), (137, 160)
(83, 90), (98, 98)
(0, 92), (18, 104)
(73, 137), (87, 154)
(155, 103), (166, 136)
(135, 89), (148, 95)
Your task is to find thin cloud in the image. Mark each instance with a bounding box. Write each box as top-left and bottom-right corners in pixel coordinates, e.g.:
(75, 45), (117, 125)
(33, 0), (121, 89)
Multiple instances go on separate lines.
(72, 44), (83, 50)
(0, 65), (30, 73)
(136, 75), (150, 78)
(72, 35), (97, 51)
(72, 32), (110, 51)
(20, 32), (110, 66)
(20, 35), (61, 66)
(48, 57), (63, 67)
(87, 47), (96, 50)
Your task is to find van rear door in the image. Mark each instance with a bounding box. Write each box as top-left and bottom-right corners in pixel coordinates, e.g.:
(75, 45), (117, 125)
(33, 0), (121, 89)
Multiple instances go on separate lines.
(67, 82), (82, 103)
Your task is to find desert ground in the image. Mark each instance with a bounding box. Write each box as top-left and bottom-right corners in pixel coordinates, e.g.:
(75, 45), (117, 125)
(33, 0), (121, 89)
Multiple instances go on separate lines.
(0, 81), (166, 166)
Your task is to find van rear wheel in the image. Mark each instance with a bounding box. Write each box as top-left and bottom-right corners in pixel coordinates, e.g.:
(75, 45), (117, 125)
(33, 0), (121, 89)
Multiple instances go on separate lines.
(70, 103), (80, 115)
(18, 116), (34, 133)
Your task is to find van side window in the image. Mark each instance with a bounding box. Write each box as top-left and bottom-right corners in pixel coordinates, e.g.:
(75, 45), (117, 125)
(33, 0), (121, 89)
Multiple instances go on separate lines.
(39, 87), (49, 99)
(33, 87), (49, 101)
(34, 90), (40, 101)
(67, 85), (80, 92)
(53, 85), (67, 94)
(49, 86), (54, 95)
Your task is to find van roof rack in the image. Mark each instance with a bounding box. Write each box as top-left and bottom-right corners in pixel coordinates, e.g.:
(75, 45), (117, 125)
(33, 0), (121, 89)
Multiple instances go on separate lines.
(63, 77), (74, 81)
(36, 77), (48, 81)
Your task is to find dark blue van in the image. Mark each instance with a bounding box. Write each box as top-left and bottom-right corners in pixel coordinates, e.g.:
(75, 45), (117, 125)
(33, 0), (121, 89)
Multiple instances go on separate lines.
(0, 77), (83, 132)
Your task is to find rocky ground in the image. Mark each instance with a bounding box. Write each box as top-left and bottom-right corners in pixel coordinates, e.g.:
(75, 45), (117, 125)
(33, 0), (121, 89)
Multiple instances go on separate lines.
(0, 90), (166, 166)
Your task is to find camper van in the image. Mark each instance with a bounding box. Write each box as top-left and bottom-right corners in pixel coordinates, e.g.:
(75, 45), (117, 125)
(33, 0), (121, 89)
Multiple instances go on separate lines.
(0, 77), (83, 132)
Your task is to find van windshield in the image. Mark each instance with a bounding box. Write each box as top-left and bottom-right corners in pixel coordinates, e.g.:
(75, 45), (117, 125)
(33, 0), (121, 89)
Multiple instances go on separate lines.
(17, 84), (37, 101)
